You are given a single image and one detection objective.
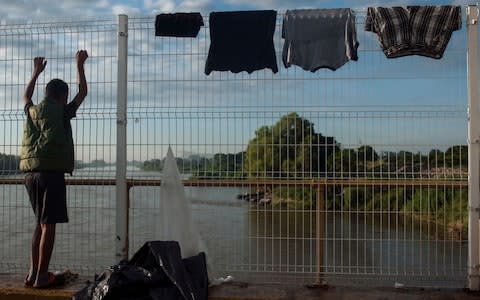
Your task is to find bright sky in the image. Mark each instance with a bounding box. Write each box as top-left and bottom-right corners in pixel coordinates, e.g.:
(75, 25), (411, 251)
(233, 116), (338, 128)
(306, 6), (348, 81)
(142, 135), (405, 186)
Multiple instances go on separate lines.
(0, 0), (477, 162)
(0, 0), (474, 20)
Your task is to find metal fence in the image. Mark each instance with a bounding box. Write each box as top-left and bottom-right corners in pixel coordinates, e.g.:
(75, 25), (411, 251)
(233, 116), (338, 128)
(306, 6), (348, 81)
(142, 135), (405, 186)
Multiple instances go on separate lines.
(0, 18), (119, 274)
(0, 6), (479, 289)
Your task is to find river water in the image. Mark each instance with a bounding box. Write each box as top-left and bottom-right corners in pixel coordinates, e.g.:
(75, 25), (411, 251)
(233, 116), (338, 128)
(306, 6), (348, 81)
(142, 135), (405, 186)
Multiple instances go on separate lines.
(0, 167), (468, 287)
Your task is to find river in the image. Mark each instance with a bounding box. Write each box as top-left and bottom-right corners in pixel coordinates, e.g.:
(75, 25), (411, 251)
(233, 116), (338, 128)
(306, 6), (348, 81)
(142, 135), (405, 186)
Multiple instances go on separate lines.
(0, 167), (468, 287)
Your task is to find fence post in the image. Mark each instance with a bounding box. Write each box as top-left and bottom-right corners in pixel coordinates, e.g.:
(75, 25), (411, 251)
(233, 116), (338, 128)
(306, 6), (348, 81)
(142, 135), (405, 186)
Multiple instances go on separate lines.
(316, 184), (324, 284)
(116, 14), (129, 261)
(467, 4), (480, 291)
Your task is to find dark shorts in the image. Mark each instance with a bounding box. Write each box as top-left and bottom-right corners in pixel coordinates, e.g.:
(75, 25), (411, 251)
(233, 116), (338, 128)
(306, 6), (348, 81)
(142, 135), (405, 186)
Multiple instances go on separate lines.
(25, 172), (69, 224)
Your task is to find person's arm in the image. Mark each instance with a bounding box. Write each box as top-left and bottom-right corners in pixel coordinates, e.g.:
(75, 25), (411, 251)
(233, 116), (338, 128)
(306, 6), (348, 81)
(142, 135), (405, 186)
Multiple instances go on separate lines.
(72, 50), (88, 107)
(23, 57), (47, 106)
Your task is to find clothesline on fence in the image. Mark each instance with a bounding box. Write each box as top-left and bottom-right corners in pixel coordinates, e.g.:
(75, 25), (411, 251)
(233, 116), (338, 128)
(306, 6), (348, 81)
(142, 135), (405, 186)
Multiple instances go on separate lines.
(154, 6), (462, 75)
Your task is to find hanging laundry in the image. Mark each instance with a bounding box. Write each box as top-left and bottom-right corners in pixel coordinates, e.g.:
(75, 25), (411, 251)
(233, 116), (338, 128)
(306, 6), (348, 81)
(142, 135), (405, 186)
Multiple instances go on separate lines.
(365, 6), (461, 59)
(282, 8), (359, 72)
(155, 13), (204, 38)
(205, 10), (278, 75)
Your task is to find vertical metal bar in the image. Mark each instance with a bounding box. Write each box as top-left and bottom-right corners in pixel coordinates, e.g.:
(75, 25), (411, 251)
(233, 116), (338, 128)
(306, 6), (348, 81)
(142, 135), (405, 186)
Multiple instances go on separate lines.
(116, 14), (129, 261)
(316, 185), (324, 284)
(467, 4), (480, 292)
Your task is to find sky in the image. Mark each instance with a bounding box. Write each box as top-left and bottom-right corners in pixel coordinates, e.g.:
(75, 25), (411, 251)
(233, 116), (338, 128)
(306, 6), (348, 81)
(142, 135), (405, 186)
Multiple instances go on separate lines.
(0, 0), (477, 163)
(0, 0), (475, 19)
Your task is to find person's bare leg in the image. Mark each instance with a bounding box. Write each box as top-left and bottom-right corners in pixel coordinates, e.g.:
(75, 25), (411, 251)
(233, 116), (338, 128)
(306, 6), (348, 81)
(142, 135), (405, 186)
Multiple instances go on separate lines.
(26, 224), (41, 284)
(34, 223), (56, 287)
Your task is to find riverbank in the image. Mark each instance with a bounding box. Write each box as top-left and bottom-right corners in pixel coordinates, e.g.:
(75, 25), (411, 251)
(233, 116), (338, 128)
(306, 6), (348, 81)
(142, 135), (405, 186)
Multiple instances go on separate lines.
(257, 185), (468, 240)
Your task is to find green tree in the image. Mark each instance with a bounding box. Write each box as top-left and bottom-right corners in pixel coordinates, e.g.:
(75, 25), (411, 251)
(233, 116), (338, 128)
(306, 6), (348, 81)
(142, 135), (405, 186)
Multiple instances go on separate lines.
(151, 152), (245, 178)
(90, 159), (108, 167)
(200, 152), (246, 177)
(444, 145), (467, 167)
(327, 148), (358, 177)
(142, 158), (163, 171)
(428, 149), (443, 167)
(356, 145), (379, 174)
(244, 113), (339, 178)
(0, 152), (19, 175)
(357, 145), (378, 162)
(397, 151), (415, 166)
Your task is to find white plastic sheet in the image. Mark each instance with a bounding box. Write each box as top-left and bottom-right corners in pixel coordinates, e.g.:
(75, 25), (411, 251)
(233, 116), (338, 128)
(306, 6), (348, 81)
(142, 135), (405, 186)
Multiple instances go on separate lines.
(159, 147), (233, 285)
(159, 146), (207, 258)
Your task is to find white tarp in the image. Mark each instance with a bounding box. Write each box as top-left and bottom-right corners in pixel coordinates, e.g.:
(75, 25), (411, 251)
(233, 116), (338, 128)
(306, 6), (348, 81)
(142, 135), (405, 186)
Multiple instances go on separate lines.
(159, 146), (207, 258)
(158, 146), (232, 284)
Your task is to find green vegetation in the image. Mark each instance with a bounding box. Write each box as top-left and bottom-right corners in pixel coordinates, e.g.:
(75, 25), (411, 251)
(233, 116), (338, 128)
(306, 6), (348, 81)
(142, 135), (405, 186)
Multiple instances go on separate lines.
(328, 146), (467, 178)
(142, 158), (164, 171)
(244, 112), (339, 178)
(0, 152), (19, 175)
(1, 154), (115, 173)
(330, 186), (467, 239)
(271, 186), (317, 210)
(75, 159), (113, 169)
(140, 113), (468, 182)
(141, 152), (246, 178)
(193, 152), (245, 178)
(139, 113), (469, 238)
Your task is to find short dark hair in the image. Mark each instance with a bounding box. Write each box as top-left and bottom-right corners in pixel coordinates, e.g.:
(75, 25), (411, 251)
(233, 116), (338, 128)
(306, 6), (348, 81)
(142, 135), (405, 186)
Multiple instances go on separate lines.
(45, 79), (68, 100)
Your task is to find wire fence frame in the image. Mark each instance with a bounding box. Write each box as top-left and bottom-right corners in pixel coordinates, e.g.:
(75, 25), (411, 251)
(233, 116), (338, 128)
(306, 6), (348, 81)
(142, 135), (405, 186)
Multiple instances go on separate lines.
(0, 6), (478, 289)
(124, 9), (475, 287)
(0, 17), (119, 275)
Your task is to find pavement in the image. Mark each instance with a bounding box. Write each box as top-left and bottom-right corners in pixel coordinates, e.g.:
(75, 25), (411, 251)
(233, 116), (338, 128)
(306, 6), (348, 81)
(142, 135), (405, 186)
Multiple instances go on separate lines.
(1, 274), (480, 300)
(0, 274), (83, 300)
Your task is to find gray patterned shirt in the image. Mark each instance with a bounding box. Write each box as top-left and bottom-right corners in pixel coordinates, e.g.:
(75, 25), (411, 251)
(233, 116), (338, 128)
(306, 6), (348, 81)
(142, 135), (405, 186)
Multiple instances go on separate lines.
(282, 8), (359, 72)
(365, 6), (461, 59)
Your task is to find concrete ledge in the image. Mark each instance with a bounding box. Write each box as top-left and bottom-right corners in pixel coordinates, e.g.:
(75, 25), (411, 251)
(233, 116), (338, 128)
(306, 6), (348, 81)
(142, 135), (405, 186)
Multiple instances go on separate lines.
(0, 274), (83, 300)
(209, 282), (480, 300)
(2, 274), (480, 300)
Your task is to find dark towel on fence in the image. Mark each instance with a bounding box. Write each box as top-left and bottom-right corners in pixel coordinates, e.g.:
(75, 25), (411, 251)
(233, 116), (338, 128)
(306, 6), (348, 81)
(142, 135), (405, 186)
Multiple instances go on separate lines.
(205, 10), (278, 75)
(155, 13), (204, 37)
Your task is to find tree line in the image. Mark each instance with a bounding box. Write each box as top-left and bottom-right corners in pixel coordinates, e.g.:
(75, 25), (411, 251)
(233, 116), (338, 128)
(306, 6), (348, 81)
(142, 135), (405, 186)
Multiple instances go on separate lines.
(142, 112), (468, 179)
(139, 112), (468, 239)
(0, 155), (114, 174)
(0, 152), (20, 175)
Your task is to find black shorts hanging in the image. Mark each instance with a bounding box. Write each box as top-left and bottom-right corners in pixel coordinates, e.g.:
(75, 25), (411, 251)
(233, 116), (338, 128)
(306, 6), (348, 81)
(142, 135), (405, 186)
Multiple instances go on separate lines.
(155, 13), (204, 38)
